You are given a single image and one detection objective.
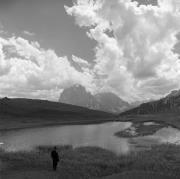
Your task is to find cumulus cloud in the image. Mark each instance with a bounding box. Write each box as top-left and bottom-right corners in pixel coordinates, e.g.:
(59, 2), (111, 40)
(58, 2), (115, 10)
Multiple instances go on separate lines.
(0, 36), (94, 100)
(1, 0), (180, 103)
(65, 0), (180, 102)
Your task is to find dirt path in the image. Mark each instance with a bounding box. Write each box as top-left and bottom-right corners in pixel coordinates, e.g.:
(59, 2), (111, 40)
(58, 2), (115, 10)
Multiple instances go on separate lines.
(100, 171), (179, 179)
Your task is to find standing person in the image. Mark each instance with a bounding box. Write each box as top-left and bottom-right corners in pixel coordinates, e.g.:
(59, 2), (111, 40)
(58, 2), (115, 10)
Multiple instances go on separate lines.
(51, 146), (59, 171)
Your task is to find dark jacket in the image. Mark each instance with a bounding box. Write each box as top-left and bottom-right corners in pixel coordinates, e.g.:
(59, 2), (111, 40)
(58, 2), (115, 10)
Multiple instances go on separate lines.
(51, 150), (59, 162)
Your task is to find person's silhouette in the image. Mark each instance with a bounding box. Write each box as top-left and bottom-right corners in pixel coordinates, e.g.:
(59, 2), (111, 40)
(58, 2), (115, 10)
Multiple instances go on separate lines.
(51, 146), (59, 171)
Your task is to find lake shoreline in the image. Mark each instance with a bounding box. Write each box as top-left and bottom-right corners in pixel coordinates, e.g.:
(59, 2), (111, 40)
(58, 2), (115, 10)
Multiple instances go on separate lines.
(117, 114), (180, 132)
(0, 118), (115, 132)
(1, 114), (180, 137)
(113, 114), (180, 138)
(114, 122), (167, 138)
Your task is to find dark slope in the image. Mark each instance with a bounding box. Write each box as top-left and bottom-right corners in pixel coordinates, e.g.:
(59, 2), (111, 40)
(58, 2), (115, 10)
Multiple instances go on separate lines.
(0, 97), (113, 120)
(121, 90), (180, 115)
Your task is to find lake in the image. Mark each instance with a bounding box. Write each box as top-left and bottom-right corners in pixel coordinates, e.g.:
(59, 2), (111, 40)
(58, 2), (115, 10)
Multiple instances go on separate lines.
(0, 122), (180, 154)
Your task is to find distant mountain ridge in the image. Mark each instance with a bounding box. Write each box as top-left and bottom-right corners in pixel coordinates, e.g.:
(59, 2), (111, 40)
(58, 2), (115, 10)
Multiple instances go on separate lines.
(95, 93), (130, 113)
(121, 90), (180, 115)
(59, 85), (130, 113)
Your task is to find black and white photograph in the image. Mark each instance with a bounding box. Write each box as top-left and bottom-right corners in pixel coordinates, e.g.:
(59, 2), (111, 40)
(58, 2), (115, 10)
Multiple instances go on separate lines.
(0, 0), (180, 178)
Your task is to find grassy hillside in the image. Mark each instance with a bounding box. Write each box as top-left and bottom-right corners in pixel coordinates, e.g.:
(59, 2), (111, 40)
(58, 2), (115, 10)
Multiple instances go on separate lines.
(120, 90), (180, 116)
(118, 91), (180, 129)
(0, 97), (113, 130)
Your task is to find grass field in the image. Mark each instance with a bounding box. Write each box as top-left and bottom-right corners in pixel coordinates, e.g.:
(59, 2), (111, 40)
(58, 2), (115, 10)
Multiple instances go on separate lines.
(1, 144), (180, 179)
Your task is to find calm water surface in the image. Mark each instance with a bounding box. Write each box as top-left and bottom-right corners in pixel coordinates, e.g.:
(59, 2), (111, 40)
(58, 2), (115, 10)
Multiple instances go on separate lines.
(0, 122), (180, 154)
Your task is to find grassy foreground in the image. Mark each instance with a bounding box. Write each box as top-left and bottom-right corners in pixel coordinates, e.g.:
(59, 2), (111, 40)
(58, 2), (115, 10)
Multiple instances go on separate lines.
(1, 144), (180, 179)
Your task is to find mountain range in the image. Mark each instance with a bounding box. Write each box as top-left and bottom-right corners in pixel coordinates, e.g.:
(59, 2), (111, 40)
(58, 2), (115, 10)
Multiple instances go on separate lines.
(59, 85), (130, 113)
(121, 90), (180, 115)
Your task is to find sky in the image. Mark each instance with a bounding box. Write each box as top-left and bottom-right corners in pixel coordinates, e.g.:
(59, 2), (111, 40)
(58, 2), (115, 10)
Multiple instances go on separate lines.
(0, 0), (180, 102)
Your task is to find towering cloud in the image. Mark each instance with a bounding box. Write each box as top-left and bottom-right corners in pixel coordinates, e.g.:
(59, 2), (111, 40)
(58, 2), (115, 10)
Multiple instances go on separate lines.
(0, 0), (180, 102)
(0, 36), (93, 100)
(65, 0), (180, 102)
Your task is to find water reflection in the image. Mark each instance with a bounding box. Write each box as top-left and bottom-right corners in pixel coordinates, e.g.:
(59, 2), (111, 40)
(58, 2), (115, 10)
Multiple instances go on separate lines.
(1, 122), (180, 154)
(0, 122), (132, 154)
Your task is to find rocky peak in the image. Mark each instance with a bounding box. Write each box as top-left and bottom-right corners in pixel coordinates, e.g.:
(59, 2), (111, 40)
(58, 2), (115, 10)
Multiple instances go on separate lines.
(59, 85), (130, 113)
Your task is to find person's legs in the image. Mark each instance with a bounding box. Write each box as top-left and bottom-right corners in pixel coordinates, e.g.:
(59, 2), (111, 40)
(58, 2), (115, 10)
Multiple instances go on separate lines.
(53, 160), (57, 171)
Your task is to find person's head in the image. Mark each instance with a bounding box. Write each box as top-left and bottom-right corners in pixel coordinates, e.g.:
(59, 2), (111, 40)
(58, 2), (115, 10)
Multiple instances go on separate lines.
(54, 146), (57, 150)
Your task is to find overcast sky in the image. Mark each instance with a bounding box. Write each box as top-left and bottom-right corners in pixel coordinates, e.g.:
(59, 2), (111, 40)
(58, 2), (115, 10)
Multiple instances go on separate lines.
(0, 0), (180, 102)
